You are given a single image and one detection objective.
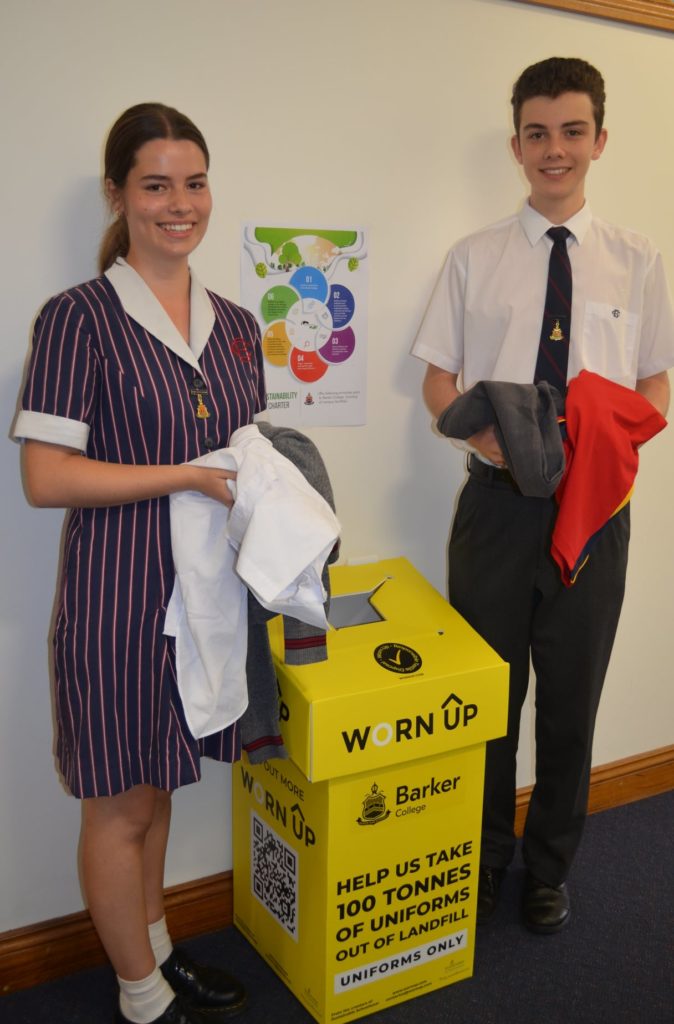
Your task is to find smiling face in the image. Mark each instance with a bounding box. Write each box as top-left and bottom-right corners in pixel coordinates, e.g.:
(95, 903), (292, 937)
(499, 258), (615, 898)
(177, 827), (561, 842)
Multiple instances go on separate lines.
(511, 91), (607, 223)
(107, 137), (212, 274)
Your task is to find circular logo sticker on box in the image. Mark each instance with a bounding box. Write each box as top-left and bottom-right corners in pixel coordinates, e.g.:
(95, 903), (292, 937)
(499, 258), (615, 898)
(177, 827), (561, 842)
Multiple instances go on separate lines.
(374, 643), (422, 674)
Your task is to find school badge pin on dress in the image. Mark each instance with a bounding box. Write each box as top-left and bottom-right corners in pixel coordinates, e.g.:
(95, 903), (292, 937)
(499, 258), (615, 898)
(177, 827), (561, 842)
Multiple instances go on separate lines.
(195, 395), (210, 418)
(190, 376), (211, 418)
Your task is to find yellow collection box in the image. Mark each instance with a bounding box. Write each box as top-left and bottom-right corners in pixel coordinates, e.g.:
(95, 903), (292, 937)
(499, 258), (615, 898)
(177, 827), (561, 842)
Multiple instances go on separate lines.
(232, 558), (508, 1024)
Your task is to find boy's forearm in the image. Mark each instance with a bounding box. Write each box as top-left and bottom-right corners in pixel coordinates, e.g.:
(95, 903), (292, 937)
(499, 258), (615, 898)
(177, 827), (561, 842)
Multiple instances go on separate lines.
(635, 371), (670, 417)
(422, 364), (461, 419)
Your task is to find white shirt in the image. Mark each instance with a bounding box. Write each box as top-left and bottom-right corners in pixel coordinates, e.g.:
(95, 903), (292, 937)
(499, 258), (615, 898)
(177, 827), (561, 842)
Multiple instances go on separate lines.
(164, 424), (341, 739)
(412, 203), (674, 391)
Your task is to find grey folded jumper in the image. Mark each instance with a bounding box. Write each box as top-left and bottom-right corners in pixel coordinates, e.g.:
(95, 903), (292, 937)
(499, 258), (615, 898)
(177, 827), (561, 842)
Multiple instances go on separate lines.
(241, 422), (339, 763)
(437, 380), (566, 498)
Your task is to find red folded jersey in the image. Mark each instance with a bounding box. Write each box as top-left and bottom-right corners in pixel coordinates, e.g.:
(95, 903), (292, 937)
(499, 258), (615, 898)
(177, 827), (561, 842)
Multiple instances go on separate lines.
(552, 370), (666, 586)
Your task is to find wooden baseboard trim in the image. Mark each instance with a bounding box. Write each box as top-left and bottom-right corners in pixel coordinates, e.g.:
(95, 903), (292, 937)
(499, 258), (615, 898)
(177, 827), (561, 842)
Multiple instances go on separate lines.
(514, 742), (674, 835)
(0, 872), (233, 996)
(2, 745), (672, 995)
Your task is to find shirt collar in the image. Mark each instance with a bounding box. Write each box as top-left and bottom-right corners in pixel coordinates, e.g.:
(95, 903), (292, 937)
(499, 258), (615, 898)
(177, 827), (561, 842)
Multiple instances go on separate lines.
(518, 200), (592, 247)
(104, 258), (215, 369)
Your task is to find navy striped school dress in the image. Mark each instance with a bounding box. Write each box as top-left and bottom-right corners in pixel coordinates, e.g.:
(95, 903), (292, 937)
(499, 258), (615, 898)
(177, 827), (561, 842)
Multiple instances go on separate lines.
(15, 259), (266, 798)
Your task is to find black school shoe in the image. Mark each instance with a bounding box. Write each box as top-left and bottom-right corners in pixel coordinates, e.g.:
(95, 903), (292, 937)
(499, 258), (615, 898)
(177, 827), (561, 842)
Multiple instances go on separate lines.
(522, 873), (571, 934)
(476, 865), (506, 923)
(160, 948), (247, 1015)
(115, 996), (221, 1023)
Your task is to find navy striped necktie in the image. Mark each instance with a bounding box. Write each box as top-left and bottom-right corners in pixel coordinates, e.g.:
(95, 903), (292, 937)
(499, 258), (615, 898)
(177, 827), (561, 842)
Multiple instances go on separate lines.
(534, 226), (572, 391)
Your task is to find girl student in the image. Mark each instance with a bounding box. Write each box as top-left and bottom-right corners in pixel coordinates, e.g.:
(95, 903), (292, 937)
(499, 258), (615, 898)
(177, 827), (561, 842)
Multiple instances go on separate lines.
(15, 103), (265, 1024)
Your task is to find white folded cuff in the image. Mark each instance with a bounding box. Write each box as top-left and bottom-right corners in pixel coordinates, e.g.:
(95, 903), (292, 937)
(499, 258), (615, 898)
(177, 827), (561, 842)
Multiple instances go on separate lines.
(13, 411), (89, 452)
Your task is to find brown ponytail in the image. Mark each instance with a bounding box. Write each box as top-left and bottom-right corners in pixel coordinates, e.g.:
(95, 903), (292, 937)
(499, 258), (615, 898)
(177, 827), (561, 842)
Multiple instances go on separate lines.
(98, 215), (130, 275)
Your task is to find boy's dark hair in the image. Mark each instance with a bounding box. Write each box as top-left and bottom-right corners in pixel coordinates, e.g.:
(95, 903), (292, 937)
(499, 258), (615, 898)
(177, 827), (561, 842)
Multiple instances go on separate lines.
(511, 57), (605, 137)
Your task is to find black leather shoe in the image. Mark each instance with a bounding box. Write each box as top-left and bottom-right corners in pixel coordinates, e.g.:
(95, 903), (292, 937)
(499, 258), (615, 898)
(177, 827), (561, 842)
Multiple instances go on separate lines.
(476, 866), (506, 923)
(160, 947), (247, 1015)
(522, 874), (571, 934)
(115, 996), (218, 1023)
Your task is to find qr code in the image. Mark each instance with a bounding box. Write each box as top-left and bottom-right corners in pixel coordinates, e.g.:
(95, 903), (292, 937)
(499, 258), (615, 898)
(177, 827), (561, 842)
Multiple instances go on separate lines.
(251, 811), (299, 940)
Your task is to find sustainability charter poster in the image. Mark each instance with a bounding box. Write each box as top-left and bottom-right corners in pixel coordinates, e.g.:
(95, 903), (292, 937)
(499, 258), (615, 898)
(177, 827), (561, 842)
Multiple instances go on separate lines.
(241, 225), (368, 427)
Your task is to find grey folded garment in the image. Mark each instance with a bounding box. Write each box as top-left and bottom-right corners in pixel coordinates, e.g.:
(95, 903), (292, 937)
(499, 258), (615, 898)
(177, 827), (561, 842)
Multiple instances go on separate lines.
(241, 422), (339, 764)
(256, 420), (340, 661)
(437, 380), (566, 498)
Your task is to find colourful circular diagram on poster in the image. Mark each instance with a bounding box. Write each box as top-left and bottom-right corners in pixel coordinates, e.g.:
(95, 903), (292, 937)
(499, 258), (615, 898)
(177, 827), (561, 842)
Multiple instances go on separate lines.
(241, 226), (368, 419)
(286, 299), (333, 352)
(289, 267), (329, 304)
(262, 322), (292, 367)
(327, 285), (355, 329)
(260, 286), (298, 324)
(319, 327), (355, 364)
(290, 347), (329, 383)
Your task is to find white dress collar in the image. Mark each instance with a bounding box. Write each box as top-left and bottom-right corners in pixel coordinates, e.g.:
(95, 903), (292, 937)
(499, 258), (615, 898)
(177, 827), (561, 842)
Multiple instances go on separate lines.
(519, 200), (592, 247)
(105, 258), (215, 370)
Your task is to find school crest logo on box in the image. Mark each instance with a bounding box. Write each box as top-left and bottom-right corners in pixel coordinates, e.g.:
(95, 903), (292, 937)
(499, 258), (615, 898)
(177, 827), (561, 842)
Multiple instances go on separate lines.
(357, 783), (390, 825)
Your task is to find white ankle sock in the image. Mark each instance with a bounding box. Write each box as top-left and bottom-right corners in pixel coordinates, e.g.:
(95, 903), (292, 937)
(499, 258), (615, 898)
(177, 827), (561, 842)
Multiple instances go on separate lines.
(117, 966), (174, 1023)
(148, 915), (174, 967)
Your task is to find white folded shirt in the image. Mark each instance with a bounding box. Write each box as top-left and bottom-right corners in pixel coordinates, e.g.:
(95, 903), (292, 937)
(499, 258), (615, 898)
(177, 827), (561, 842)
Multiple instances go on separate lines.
(164, 424), (341, 739)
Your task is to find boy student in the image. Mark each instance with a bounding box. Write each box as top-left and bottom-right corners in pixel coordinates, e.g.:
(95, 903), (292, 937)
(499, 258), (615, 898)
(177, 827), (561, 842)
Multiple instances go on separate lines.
(412, 57), (674, 934)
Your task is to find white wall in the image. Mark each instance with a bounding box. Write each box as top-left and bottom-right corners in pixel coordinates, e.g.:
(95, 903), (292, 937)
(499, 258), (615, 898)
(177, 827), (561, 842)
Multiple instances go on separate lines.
(1, 0), (672, 932)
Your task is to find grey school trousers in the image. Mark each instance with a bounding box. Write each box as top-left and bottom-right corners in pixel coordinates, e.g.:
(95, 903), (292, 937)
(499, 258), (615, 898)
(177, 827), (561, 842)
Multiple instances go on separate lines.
(448, 466), (630, 886)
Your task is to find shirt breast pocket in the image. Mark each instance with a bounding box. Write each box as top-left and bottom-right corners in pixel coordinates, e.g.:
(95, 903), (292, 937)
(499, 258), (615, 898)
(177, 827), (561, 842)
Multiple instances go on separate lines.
(579, 302), (639, 381)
